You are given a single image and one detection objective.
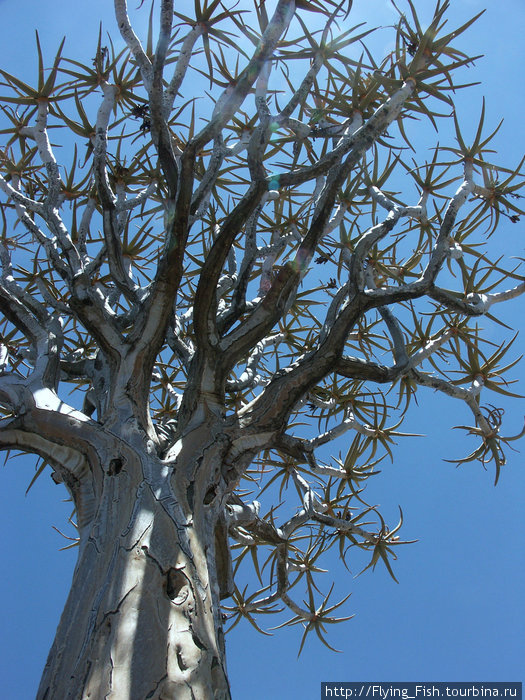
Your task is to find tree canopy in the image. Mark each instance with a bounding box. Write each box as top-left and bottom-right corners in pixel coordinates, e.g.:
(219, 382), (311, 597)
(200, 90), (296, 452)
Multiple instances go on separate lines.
(0, 0), (523, 695)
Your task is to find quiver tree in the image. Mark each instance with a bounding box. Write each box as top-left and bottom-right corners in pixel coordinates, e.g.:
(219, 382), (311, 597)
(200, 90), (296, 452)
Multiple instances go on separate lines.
(0, 0), (523, 697)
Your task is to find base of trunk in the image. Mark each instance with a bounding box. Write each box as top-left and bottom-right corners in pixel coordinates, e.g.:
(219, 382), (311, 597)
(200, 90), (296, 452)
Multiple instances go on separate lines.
(38, 474), (230, 700)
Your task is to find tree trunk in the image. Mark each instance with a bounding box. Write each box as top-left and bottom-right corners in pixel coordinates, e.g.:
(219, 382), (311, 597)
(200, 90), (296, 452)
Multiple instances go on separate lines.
(37, 445), (231, 700)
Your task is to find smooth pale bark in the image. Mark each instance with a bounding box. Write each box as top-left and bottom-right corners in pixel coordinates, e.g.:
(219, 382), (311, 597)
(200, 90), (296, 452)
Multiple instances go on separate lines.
(37, 439), (232, 700)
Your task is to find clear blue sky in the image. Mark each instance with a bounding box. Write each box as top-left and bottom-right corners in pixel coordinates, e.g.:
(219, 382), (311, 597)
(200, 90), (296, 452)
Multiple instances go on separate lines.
(0, 1), (523, 698)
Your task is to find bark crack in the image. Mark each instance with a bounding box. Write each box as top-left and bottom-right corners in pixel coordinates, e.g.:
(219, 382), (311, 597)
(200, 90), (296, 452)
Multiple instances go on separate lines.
(144, 674), (168, 699)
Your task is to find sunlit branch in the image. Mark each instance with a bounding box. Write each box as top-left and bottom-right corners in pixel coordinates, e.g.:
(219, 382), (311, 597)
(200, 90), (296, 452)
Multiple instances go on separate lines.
(92, 82), (141, 305)
(166, 320), (194, 367)
(153, 0), (173, 81)
(226, 334), (283, 392)
(408, 328), (456, 368)
(283, 469), (376, 543)
(410, 370), (502, 462)
(462, 282), (525, 315)
(10, 105), (83, 282)
(35, 277), (70, 315)
(277, 51), (325, 123)
(277, 2), (345, 123)
(218, 197), (269, 334)
(116, 182), (157, 213)
(0, 282), (48, 349)
(114, 0), (153, 89)
(377, 306), (409, 365)
(164, 24), (205, 115)
(0, 176), (44, 215)
(190, 0), (296, 153)
(33, 101), (61, 209)
(278, 82), (415, 190)
(421, 161), (475, 284)
(190, 136), (225, 221)
(350, 209), (405, 293)
(77, 198), (97, 256)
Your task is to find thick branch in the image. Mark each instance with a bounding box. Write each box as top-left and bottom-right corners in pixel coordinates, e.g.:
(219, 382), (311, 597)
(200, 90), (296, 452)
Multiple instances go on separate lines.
(114, 0), (153, 89)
